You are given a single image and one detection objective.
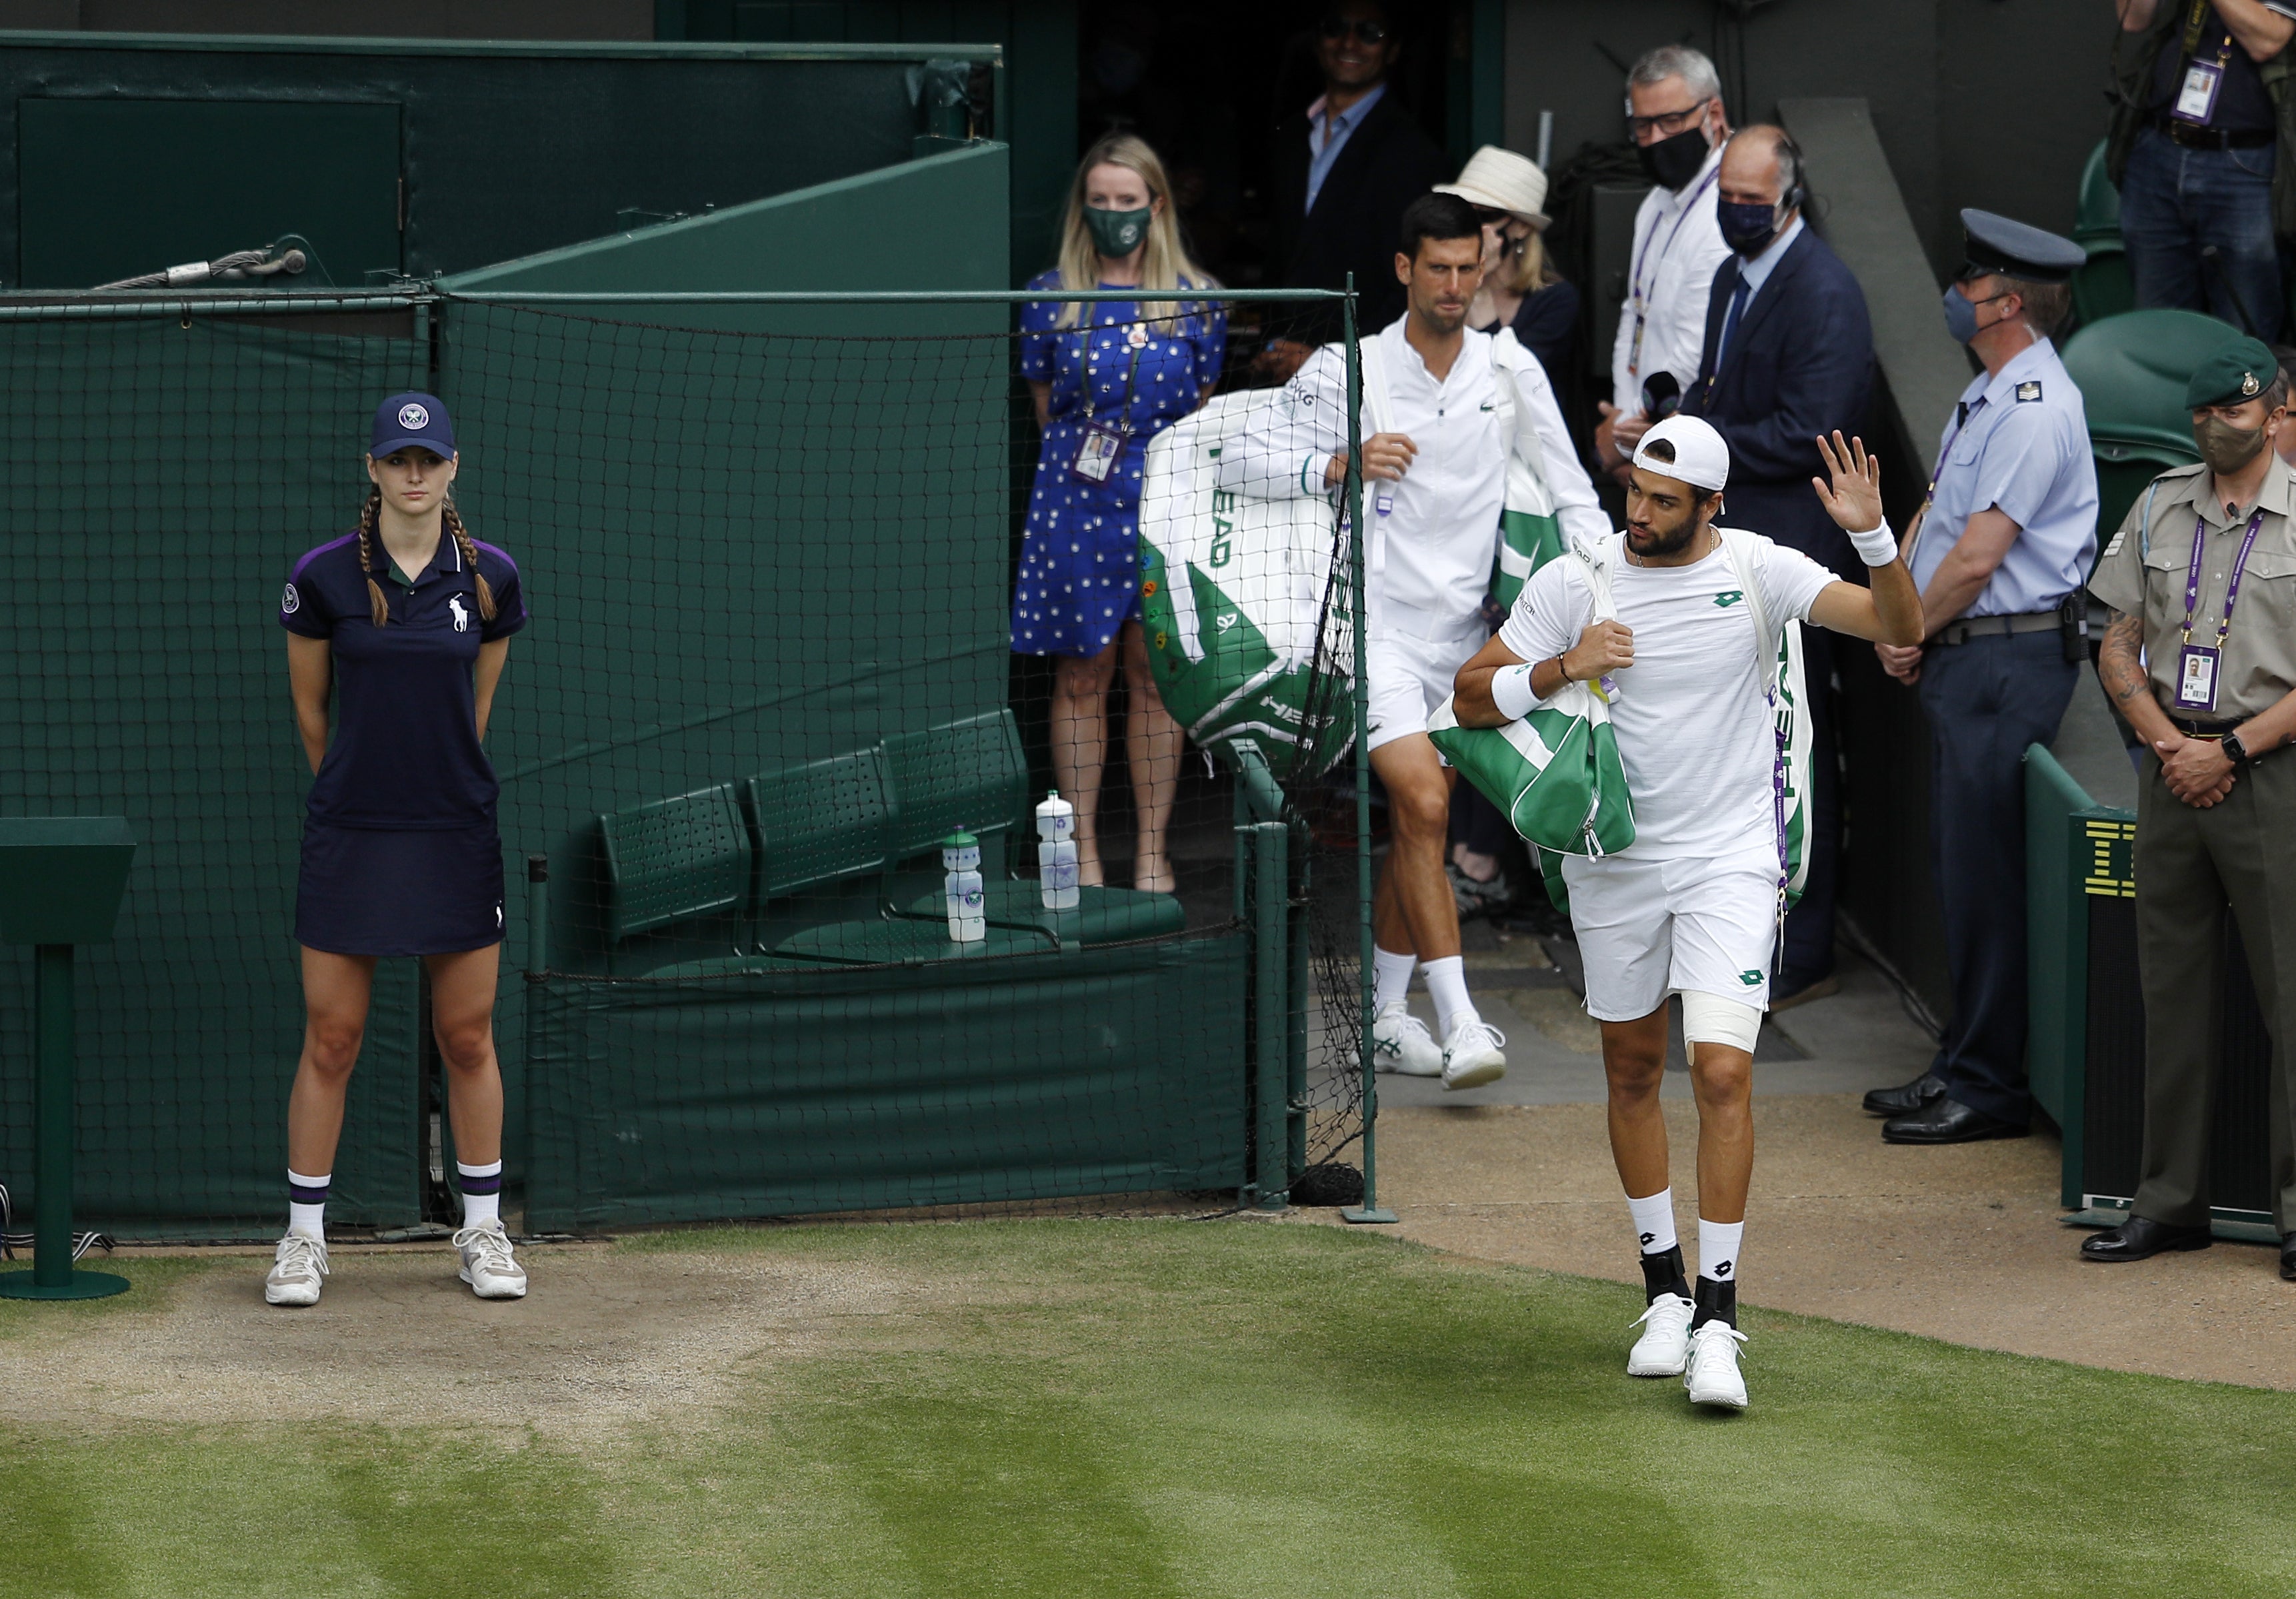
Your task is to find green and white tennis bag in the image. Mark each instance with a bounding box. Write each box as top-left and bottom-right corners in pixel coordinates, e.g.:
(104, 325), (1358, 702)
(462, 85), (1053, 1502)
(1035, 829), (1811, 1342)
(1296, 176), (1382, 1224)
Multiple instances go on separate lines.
(1717, 525), (1814, 912)
(1137, 391), (1354, 775)
(1425, 536), (1637, 860)
(1489, 327), (1569, 611)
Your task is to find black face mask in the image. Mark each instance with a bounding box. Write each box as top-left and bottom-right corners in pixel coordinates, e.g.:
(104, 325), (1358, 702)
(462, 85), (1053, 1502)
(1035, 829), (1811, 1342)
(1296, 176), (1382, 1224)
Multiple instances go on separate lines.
(1637, 125), (1711, 192)
(1717, 199), (1780, 257)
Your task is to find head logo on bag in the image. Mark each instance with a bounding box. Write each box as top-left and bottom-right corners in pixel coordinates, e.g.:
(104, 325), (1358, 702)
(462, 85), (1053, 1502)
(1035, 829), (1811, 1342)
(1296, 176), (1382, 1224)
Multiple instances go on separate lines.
(1137, 393), (1353, 778)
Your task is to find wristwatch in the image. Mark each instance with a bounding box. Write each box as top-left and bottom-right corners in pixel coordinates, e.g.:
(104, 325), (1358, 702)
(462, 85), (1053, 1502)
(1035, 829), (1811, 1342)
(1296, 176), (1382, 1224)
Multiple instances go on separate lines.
(2223, 731), (2253, 767)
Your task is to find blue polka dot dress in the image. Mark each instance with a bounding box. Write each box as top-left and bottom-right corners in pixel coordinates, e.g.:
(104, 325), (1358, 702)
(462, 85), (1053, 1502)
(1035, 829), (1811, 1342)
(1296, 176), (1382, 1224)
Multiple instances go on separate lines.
(1013, 272), (1227, 660)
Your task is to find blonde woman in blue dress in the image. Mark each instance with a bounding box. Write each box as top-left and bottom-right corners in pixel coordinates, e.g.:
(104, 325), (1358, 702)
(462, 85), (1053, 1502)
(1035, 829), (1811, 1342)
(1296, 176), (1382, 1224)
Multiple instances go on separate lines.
(1016, 133), (1226, 893)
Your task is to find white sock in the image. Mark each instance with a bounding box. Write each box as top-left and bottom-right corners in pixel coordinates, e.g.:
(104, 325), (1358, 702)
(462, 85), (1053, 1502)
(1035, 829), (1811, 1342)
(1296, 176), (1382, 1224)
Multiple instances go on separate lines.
(1422, 955), (1477, 1037)
(1627, 1187), (1677, 1256)
(287, 1168), (329, 1239)
(457, 1158), (505, 1230)
(1698, 1217), (1744, 1286)
(1373, 946), (1417, 1013)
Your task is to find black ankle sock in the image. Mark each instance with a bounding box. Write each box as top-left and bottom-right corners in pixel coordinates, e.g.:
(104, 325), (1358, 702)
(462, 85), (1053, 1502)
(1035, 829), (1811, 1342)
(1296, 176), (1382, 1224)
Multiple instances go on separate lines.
(1639, 1244), (1691, 1304)
(1691, 1276), (1737, 1328)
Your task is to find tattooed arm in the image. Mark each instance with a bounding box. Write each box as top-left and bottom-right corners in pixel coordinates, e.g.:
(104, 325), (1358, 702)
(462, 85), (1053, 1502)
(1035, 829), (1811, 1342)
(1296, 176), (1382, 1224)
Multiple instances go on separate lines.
(2101, 609), (2235, 806)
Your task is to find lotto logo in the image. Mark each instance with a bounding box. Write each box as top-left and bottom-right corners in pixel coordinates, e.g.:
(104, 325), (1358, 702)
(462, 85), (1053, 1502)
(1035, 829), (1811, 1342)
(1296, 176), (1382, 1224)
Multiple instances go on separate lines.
(398, 401), (430, 431)
(1713, 1261), (1733, 1278)
(1737, 969), (1763, 986)
(1713, 591), (1745, 609)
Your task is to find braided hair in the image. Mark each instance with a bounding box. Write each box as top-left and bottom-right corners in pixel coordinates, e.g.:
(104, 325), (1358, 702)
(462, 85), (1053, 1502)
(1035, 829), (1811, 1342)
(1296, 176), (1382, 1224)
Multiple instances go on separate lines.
(354, 478), (497, 628)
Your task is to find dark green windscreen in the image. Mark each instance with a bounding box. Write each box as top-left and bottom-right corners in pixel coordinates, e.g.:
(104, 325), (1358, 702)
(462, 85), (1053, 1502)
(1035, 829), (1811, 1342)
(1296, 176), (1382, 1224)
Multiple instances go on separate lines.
(18, 98), (403, 290)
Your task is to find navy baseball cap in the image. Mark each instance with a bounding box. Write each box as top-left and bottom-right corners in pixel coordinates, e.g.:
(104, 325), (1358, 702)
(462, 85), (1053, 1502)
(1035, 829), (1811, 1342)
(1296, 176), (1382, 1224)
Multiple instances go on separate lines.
(370, 392), (455, 459)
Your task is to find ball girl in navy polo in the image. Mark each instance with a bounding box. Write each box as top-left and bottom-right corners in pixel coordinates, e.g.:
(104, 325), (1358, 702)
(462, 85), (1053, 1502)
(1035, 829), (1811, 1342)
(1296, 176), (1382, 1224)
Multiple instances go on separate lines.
(1016, 132), (1225, 893)
(264, 393), (529, 1308)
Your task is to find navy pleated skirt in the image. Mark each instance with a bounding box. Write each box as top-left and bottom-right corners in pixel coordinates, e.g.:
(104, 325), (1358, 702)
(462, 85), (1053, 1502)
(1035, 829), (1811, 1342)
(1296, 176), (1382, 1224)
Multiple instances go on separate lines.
(295, 821), (505, 957)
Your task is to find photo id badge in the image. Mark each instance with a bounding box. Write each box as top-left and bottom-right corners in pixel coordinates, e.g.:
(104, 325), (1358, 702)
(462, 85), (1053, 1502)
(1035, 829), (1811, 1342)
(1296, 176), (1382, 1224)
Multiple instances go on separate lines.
(2175, 643), (2221, 711)
(2174, 57), (2224, 124)
(1069, 421), (1123, 485)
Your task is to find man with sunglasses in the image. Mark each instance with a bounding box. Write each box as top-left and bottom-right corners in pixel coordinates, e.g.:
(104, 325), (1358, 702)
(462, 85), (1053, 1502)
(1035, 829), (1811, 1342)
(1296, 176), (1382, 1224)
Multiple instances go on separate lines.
(1267, 0), (1447, 367)
(1861, 211), (2099, 1147)
(1594, 45), (1733, 487)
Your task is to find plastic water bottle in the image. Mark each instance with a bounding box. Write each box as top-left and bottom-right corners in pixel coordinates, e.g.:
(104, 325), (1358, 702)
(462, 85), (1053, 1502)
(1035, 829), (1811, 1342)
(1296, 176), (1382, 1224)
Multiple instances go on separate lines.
(942, 832), (985, 942)
(1035, 792), (1080, 911)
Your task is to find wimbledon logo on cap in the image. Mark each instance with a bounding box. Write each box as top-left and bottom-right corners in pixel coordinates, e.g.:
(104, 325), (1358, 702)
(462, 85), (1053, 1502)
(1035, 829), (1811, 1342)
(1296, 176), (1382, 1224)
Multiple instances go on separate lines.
(398, 401), (430, 431)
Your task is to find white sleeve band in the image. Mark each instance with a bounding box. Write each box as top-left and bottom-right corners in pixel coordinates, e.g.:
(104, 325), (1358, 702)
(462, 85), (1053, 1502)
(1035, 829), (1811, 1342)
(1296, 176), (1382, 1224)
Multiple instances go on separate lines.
(1846, 520), (1899, 567)
(1680, 991), (1763, 1053)
(1491, 663), (1540, 721)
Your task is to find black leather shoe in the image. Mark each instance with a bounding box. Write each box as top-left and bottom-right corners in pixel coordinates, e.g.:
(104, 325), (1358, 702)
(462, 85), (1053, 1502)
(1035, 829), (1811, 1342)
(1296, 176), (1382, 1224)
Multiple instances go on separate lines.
(1863, 1070), (1947, 1118)
(1881, 1096), (2028, 1144)
(2081, 1215), (2213, 1262)
(2281, 1232), (2295, 1282)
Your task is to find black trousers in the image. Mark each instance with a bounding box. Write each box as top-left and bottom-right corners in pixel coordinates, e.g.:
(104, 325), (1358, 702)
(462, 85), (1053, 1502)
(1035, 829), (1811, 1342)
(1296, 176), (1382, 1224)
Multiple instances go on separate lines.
(1916, 631), (2079, 1123)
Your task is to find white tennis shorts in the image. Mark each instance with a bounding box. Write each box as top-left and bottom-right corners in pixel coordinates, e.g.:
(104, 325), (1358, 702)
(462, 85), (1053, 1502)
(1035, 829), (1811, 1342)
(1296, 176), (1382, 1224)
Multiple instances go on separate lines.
(1561, 845), (1781, 1021)
(1365, 627), (1485, 753)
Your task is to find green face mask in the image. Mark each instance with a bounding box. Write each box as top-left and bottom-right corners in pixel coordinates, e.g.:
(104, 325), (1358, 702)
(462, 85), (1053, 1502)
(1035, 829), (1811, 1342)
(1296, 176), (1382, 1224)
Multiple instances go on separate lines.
(1084, 205), (1152, 259)
(2195, 414), (2269, 475)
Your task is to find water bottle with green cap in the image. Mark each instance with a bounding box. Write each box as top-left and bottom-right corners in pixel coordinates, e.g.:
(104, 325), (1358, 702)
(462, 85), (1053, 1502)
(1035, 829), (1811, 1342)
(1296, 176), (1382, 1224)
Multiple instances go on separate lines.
(941, 832), (985, 942)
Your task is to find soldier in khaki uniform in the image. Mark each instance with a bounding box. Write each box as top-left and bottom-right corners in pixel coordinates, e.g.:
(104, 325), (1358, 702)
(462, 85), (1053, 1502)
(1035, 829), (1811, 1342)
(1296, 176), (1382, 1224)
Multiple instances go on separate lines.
(2084, 335), (2296, 1280)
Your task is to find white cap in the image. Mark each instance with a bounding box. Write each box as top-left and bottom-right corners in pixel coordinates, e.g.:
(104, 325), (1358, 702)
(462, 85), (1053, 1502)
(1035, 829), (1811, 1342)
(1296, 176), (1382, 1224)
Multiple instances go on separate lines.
(1631, 414), (1730, 493)
(1434, 145), (1550, 229)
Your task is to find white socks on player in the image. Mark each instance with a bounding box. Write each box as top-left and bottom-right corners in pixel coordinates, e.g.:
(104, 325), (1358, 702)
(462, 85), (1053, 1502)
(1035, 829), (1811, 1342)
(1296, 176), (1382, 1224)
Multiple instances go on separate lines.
(1627, 1187), (1677, 1256)
(1698, 1218), (1743, 1286)
(1421, 955), (1477, 1038)
(458, 1158), (505, 1230)
(287, 1168), (329, 1239)
(1373, 946), (1417, 1014)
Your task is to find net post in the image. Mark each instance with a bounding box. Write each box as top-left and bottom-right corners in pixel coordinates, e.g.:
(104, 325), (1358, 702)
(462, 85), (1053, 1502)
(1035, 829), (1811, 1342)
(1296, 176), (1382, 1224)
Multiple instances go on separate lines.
(526, 854), (550, 975)
(1339, 275), (1397, 1224)
(1251, 818), (1290, 1212)
(0, 944), (127, 1299)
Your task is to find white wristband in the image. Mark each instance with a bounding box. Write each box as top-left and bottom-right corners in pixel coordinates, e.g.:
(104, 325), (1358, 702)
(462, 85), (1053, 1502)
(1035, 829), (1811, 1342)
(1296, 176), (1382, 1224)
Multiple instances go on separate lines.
(1491, 663), (1540, 721)
(1847, 519), (1899, 568)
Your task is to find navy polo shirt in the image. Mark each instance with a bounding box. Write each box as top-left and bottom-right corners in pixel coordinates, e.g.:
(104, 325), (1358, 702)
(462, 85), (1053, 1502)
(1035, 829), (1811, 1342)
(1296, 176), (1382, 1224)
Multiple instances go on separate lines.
(280, 529), (527, 829)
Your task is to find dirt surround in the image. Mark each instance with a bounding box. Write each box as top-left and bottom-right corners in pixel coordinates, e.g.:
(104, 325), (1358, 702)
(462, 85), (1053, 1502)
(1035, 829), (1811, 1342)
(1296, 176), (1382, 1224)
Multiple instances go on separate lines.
(1339, 1095), (2296, 1391)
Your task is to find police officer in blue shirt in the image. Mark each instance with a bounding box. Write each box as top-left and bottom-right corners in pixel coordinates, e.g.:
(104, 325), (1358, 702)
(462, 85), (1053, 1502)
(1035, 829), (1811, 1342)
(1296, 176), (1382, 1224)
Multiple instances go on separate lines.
(1863, 211), (2101, 1144)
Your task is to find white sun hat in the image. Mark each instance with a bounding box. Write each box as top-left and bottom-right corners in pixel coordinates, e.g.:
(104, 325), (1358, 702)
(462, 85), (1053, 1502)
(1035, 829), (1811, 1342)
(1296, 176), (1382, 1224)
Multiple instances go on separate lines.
(1435, 145), (1551, 229)
(1632, 415), (1731, 493)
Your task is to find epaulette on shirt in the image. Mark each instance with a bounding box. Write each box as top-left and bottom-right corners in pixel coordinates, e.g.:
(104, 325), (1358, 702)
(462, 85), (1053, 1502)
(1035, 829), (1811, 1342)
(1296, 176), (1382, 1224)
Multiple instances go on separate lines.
(2099, 462), (2207, 559)
(2155, 461), (2209, 479)
(2014, 380), (2042, 402)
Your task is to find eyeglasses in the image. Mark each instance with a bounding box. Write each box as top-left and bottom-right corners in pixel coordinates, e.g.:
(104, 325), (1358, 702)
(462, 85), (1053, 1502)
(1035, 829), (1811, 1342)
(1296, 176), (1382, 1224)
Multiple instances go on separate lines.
(1625, 98), (1712, 139)
(1320, 17), (1389, 45)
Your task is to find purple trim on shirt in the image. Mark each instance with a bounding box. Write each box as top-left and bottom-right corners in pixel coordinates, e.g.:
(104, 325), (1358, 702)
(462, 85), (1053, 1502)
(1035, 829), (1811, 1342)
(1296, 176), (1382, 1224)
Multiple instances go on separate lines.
(472, 539), (519, 575)
(289, 531), (361, 582)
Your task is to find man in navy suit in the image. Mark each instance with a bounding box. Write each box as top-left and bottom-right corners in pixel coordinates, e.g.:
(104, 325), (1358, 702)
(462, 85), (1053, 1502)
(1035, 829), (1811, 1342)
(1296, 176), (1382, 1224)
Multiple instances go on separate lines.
(1683, 125), (1875, 1006)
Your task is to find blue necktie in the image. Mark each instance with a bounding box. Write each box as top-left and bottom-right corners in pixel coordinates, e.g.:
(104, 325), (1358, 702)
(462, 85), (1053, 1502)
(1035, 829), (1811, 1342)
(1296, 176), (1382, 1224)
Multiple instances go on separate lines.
(1715, 273), (1751, 373)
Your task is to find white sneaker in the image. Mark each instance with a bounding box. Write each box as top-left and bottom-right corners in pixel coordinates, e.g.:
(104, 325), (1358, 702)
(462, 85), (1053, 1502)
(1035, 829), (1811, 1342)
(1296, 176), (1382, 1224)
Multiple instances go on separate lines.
(264, 1230), (329, 1307)
(1683, 1319), (1749, 1410)
(1626, 1293), (1696, 1377)
(1372, 1001), (1443, 1076)
(453, 1220), (528, 1300)
(1439, 1017), (1507, 1090)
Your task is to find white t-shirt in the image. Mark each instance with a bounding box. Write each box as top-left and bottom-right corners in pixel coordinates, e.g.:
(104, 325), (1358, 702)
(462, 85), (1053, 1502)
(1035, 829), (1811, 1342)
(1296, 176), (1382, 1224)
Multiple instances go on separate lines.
(1499, 531), (1835, 860)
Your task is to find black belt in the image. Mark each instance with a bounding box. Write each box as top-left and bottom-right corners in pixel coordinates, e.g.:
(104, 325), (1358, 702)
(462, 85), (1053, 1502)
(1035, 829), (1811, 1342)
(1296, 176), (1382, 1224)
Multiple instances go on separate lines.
(2173, 718), (2240, 738)
(2155, 117), (2275, 150)
(1929, 611), (2059, 647)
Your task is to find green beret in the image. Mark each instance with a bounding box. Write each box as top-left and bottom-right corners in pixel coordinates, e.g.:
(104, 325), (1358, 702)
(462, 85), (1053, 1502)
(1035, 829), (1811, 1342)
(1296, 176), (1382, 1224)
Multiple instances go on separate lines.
(2185, 335), (2281, 409)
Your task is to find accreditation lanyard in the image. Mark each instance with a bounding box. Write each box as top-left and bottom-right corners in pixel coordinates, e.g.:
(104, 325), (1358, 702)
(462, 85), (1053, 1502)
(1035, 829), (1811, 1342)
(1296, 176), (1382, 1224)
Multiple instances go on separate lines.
(1071, 315), (1149, 485)
(1625, 165), (1721, 381)
(2171, 0), (2233, 125)
(1901, 397), (1983, 577)
(2173, 506), (2263, 711)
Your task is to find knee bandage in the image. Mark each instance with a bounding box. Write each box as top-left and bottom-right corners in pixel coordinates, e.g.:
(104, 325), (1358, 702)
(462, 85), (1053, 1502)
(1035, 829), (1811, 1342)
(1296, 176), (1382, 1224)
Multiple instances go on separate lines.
(1680, 990), (1762, 1054)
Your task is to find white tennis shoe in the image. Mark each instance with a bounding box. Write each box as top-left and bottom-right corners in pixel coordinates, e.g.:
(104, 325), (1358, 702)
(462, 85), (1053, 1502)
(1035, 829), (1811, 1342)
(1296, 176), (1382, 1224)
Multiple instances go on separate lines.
(453, 1220), (528, 1300)
(1626, 1293), (1696, 1377)
(1683, 1320), (1749, 1410)
(264, 1230), (329, 1307)
(1439, 1018), (1507, 1090)
(1372, 1002), (1443, 1076)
